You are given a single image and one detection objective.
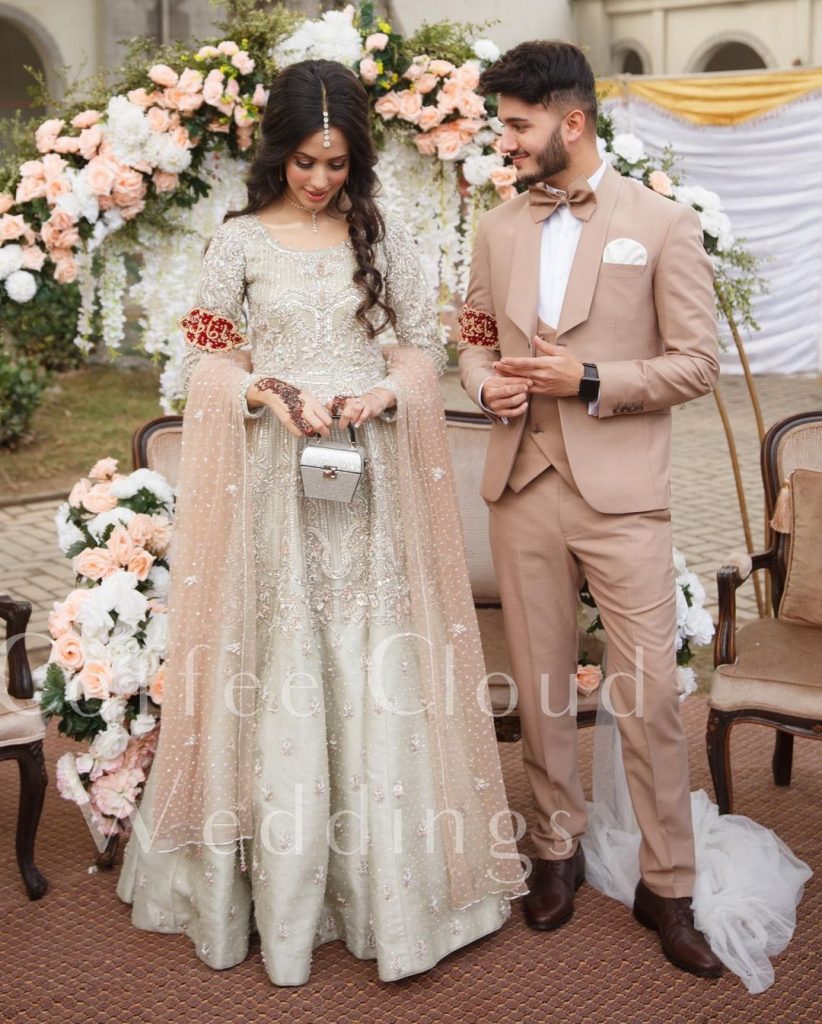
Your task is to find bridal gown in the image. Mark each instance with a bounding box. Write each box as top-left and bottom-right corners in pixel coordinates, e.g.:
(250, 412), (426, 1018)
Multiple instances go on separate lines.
(116, 212), (517, 985)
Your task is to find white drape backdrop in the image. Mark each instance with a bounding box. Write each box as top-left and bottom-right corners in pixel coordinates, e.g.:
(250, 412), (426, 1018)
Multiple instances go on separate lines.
(604, 92), (822, 375)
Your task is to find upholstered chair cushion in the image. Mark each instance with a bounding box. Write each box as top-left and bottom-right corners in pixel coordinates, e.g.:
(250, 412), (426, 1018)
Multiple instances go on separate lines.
(779, 468), (822, 627)
(0, 694), (47, 748)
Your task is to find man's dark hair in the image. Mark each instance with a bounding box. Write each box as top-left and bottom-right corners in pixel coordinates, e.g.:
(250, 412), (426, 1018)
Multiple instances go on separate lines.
(478, 41), (597, 130)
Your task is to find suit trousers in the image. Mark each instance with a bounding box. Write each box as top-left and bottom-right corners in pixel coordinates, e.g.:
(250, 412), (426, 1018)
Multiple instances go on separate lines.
(488, 466), (697, 898)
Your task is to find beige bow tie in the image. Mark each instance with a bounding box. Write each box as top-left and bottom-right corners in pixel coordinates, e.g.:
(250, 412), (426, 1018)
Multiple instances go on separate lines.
(527, 178), (597, 224)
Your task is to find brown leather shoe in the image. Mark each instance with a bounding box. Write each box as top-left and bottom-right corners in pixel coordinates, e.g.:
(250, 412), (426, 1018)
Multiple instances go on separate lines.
(633, 879), (723, 978)
(523, 846), (585, 931)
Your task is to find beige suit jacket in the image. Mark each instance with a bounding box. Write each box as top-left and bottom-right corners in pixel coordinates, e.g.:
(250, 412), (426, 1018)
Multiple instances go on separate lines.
(458, 164), (720, 512)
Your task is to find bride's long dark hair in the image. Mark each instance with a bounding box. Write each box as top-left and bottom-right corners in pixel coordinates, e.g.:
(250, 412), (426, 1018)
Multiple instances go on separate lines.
(226, 59), (396, 339)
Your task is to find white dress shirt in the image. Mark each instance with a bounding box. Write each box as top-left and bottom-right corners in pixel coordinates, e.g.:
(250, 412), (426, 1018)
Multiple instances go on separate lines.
(479, 159), (608, 420)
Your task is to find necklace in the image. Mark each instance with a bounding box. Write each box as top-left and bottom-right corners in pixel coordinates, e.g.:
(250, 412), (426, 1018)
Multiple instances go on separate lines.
(283, 192), (319, 233)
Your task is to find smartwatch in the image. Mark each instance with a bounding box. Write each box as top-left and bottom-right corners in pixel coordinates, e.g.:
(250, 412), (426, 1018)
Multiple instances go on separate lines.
(577, 362), (600, 403)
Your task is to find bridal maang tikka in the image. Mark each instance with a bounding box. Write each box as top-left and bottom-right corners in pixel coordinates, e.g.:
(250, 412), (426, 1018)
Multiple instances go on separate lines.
(321, 82), (331, 148)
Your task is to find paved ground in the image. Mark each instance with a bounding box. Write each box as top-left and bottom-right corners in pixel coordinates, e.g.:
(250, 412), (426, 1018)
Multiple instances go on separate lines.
(1, 371), (819, 659)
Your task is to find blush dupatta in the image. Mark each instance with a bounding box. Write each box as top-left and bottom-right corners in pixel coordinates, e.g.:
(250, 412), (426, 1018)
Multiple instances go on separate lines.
(146, 345), (529, 911)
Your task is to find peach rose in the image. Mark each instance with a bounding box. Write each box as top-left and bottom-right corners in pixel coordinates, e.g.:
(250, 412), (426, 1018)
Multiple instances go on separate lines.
(53, 631), (85, 672)
(125, 513), (153, 548)
(649, 170), (673, 197)
(457, 89), (486, 119)
(365, 32), (389, 52)
(148, 664), (164, 706)
(64, 588), (91, 620)
(416, 72), (438, 95)
(454, 62), (481, 91)
(234, 104), (255, 127)
(71, 109), (101, 129)
(414, 132), (439, 157)
(576, 663), (603, 696)
(374, 92), (400, 120)
(489, 165), (517, 191)
(35, 118), (65, 153)
(20, 159), (45, 178)
(170, 124), (193, 149)
(497, 185), (517, 201)
(106, 524), (136, 565)
(197, 45), (220, 60)
(48, 601), (74, 639)
(404, 62), (423, 82)
(81, 482), (118, 514)
(454, 117), (484, 141)
(397, 90), (423, 123)
(68, 477), (91, 508)
(54, 256), (78, 284)
(177, 67), (203, 94)
(41, 153), (67, 180)
(89, 457), (118, 481)
(78, 124), (103, 161)
(213, 77), (240, 117)
(146, 106), (171, 133)
(111, 168), (147, 207)
(45, 176), (72, 205)
(0, 192), (13, 214)
(418, 105), (444, 132)
(429, 60), (455, 77)
(218, 40), (239, 56)
(0, 214), (27, 241)
(51, 136), (82, 155)
(435, 128), (465, 160)
(126, 88), (153, 109)
(148, 64), (178, 88)
(86, 156), (117, 196)
(119, 199), (146, 221)
(236, 124), (254, 151)
(15, 177), (47, 204)
(165, 87), (204, 114)
(128, 548), (155, 581)
(252, 83), (268, 107)
(152, 170), (178, 193)
(40, 210), (79, 251)
(21, 245), (47, 271)
(73, 547), (119, 580)
(359, 58), (379, 85)
(207, 119), (230, 134)
(231, 51), (255, 76)
(202, 69), (224, 106)
(148, 515), (172, 555)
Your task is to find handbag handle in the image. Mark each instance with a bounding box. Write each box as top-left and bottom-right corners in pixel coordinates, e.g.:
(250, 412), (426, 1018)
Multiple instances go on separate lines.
(306, 415), (358, 447)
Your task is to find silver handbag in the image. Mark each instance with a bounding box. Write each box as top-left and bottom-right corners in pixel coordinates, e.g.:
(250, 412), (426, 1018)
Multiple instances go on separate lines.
(299, 421), (366, 503)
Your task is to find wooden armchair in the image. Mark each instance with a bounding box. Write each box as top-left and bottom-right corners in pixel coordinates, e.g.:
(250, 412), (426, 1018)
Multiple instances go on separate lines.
(707, 411), (822, 814)
(0, 595), (48, 899)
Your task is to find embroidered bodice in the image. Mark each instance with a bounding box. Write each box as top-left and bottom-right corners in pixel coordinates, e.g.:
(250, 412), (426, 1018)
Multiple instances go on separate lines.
(180, 211), (446, 406)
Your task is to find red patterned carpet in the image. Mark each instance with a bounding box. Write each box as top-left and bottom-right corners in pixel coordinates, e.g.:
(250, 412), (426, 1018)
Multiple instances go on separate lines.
(1, 696), (819, 1024)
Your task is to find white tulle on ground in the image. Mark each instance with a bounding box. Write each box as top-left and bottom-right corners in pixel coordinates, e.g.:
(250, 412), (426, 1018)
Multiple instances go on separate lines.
(581, 705), (812, 994)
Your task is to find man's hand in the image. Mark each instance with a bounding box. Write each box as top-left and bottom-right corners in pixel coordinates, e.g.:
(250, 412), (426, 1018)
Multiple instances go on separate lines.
(480, 375), (531, 418)
(494, 335), (585, 398)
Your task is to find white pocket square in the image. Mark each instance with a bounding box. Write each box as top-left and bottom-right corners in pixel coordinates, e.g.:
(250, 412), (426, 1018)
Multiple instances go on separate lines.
(602, 238), (647, 266)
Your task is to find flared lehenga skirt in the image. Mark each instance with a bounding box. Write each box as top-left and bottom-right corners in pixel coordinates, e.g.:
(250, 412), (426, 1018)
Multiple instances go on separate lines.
(117, 415), (512, 985)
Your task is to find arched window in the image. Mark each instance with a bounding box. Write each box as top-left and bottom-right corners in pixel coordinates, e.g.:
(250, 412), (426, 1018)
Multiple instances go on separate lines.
(702, 42), (767, 73)
(0, 17), (46, 122)
(620, 49), (645, 75)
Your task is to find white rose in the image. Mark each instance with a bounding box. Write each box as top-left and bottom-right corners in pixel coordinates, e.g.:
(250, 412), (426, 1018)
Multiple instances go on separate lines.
(676, 666), (697, 702)
(0, 244), (23, 280)
(685, 605), (714, 647)
(130, 713), (157, 737)
(86, 506), (135, 544)
(673, 184), (722, 214)
(89, 723), (130, 760)
(147, 565), (170, 598)
(473, 39), (500, 63)
(75, 597), (115, 641)
(55, 502), (86, 554)
(144, 612), (168, 653)
(4, 269), (37, 303)
(110, 468), (174, 508)
(612, 133), (645, 165)
(100, 695), (127, 724)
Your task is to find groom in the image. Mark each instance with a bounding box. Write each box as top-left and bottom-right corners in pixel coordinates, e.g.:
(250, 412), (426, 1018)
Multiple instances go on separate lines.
(459, 41), (722, 977)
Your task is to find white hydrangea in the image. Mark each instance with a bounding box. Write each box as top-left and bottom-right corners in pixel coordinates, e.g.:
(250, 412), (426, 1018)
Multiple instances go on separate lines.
(96, 571), (148, 630)
(0, 244), (23, 280)
(57, 167), (100, 224)
(100, 696), (128, 725)
(698, 208), (734, 252)
(473, 39), (500, 63)
(85, 506), (135, 544)
(110, 467), (174, 508)
(130, 713), (157, 737)
(611, 133), (645, 165)
(272, 7), (362, 68)
(4, 269), (37, 302)
(54, 502), (86, 554)
(89, 723), (130, 761)
(74, 592), (115, 641)
(104, 95), (151, 168)
(672, 184), (722, 215)
(462, 151), (504, 186)
(145, 133), (192, 174)
(685, 604), (715, 647)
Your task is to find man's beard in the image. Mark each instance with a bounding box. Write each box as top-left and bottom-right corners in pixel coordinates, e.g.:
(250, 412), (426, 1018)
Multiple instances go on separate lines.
(516, 124), (570, 187)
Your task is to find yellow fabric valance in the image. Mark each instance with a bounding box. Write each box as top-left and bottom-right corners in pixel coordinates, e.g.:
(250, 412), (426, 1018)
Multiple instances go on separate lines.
(597, 68), (822, 125)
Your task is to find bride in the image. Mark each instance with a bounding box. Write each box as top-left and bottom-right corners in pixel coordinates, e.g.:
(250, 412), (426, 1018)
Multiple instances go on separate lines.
(116, 58), (528, 985)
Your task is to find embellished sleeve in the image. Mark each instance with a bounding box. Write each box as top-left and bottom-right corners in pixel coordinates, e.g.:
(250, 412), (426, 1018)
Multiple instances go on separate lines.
(382, 215), (448, 377)
(179, 220), (265, 419)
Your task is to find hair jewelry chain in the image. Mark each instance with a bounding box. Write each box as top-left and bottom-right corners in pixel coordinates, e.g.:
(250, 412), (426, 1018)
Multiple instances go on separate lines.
(321, 82), (331, 148)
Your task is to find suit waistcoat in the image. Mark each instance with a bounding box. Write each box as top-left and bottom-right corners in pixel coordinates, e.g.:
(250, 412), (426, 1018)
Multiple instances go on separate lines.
(507, 320), (581, 496)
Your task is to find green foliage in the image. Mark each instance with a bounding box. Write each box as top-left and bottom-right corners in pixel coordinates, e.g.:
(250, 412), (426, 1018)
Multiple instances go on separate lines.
(0, 275), (85, 370)
(402, 18), (495, 69)
(0, 346), (53, 448)
(39, 661), (106, 742)
(213, 0), (301, 80)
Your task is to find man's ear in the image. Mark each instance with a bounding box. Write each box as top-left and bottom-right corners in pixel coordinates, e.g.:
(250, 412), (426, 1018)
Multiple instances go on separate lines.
(564, 108), (587, 143)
